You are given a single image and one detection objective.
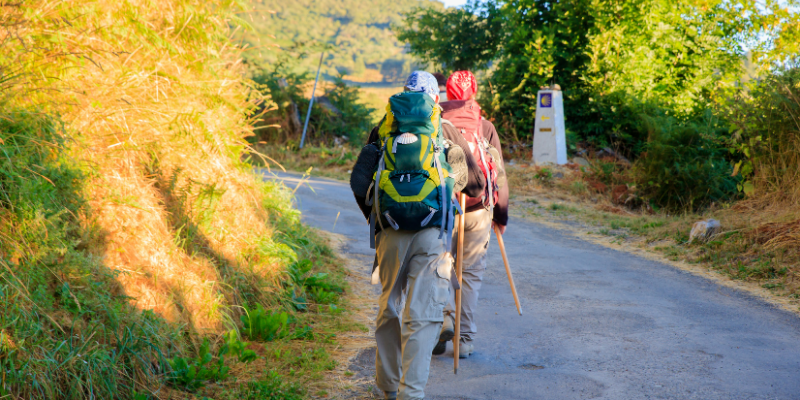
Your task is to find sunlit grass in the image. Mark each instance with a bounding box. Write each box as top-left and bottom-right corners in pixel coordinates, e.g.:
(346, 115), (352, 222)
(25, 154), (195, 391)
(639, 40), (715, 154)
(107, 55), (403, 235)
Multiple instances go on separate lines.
(0, 1), (361, 398)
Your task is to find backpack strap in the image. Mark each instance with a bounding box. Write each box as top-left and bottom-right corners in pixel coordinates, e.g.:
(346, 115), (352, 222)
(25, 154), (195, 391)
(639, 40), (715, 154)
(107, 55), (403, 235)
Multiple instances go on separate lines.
(473, 130), (494, 212)
(369, 212), (376, 249)
(433, 145), (449, 248)
(370, 144), (387, 249)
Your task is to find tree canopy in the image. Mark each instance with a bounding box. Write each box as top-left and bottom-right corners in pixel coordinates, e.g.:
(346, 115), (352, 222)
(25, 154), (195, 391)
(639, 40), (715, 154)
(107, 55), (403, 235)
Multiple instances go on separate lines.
(396, 0), (800, 153)
(241, 0), (443, 80)
(395, 1), (504, 72)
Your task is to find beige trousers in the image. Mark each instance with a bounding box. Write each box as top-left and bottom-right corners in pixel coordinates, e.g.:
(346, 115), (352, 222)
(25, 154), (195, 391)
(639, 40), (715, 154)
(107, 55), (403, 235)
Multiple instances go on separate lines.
(445, 208), (492, 342)
(375, 227), (452, 400)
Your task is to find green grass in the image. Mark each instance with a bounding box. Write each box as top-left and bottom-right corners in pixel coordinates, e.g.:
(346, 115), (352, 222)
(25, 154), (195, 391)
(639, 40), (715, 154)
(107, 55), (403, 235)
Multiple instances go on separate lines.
(0, 112), (179, 399)
(252, 144), (355, 181)
(0, 111), (356, 398)
(219, 371), (305, 400)
(0, 1), (363, 395)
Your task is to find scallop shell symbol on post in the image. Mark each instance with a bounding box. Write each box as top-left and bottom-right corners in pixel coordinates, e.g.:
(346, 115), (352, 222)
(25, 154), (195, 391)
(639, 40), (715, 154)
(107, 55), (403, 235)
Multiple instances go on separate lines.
(540, 93), (552, 108)
(397, 133), (419, 144)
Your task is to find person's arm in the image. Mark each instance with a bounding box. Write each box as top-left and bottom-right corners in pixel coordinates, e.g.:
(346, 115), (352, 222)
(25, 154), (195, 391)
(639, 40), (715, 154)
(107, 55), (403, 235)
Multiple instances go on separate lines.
(442, 123), (486, 198)
(353, 126), (381, 220)
(482, 120), (509, 228)
(366, 125), (379, 145)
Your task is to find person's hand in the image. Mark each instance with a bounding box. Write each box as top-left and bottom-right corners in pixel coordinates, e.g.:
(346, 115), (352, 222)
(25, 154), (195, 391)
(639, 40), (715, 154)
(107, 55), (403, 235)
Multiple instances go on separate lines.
(493, 222), (506, 235)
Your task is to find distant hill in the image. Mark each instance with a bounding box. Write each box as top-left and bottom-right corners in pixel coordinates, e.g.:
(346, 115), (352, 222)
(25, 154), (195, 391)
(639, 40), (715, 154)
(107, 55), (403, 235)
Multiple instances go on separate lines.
(242, 0), (443, 82)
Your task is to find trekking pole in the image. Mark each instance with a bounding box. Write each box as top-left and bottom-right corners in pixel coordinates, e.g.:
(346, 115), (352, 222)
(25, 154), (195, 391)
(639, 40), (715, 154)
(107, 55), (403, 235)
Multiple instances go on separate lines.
(454, 193), (466, 374)
(494, 225), (522, 316)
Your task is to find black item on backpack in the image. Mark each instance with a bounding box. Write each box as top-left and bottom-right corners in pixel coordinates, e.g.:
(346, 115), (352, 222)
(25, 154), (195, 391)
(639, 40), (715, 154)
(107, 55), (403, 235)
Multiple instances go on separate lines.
(350, 142), (380, 200)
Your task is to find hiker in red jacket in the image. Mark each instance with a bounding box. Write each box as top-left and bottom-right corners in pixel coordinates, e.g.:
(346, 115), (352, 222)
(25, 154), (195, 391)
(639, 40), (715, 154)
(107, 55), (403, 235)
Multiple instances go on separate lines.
(433, 70), (509, 358)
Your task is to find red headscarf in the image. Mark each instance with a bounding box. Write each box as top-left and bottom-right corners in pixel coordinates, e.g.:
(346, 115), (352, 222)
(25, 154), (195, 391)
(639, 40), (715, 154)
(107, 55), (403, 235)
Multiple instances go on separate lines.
(446, 71), (478, 101)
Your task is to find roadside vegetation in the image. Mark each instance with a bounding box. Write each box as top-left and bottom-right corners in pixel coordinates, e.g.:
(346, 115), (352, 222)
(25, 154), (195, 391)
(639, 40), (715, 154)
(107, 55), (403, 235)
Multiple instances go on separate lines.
(0, 1), (365, 399)
(252, 1), (799, 311)
(390, 0), (800, 309)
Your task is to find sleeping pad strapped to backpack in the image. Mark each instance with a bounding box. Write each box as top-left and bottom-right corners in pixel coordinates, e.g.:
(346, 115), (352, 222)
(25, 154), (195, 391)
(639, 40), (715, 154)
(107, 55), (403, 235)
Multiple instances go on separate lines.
(367, 91), (456, 248)
(440, 98), (500, 211)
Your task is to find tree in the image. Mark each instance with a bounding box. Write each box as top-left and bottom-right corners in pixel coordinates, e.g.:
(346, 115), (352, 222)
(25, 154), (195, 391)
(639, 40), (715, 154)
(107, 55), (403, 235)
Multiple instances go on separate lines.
(394, 0), (504, 72)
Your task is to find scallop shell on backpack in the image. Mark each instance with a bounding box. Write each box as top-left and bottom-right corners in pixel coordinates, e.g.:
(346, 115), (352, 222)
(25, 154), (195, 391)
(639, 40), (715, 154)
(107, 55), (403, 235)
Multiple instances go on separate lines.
(396, 133), (418, 144)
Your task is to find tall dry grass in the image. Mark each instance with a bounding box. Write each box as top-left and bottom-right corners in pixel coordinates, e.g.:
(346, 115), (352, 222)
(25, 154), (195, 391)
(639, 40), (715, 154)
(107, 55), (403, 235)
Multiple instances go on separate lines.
(0, 0), (313, 397)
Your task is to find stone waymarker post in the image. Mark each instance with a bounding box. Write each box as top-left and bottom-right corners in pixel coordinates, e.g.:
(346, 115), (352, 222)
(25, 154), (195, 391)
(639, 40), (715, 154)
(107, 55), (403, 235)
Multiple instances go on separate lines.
(532, 86), (567, 165)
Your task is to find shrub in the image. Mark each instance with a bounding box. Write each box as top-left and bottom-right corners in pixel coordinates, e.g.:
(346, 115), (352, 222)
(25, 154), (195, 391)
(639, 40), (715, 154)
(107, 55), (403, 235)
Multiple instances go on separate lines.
(586, 158), (626, 187)
(634, 113), (740, 211)
(720, 67), (800, 201)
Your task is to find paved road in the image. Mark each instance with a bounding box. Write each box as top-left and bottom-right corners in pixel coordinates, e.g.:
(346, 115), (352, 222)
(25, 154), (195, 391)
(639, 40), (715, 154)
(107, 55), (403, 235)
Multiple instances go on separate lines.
(266, 171), (800, 400)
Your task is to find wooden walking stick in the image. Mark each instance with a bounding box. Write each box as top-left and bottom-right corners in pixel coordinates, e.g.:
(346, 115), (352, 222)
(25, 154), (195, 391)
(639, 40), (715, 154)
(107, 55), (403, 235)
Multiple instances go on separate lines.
(453, 193), (466, 374)
(495, 225), (522, 316)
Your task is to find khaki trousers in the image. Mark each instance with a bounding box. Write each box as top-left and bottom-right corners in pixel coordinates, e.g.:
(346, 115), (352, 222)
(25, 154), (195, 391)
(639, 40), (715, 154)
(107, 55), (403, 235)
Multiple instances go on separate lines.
(375, 227), (452, 400)
(445, 208), (492, 342)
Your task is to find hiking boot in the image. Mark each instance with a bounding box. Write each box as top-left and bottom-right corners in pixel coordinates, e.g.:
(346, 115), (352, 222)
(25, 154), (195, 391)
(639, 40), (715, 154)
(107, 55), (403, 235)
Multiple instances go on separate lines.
(384, 391), (397, 399)
(458, 338), (474, 359)
(432, 313), (455, 355)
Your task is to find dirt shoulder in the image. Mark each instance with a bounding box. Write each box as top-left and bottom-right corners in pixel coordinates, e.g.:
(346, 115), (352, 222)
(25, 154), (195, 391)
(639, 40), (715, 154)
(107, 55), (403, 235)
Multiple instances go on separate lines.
(318, 231), (381, 399)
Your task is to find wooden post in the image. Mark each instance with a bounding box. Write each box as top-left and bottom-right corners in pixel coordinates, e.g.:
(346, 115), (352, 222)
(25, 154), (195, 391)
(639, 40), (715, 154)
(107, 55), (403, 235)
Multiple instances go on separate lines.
(453, 193), (466, 373)
(495, 225), (522, 316)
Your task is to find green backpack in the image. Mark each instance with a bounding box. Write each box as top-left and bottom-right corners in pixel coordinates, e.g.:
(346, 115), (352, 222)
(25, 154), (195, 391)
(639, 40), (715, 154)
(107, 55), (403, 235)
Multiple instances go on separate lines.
(367, 91), (456, 247)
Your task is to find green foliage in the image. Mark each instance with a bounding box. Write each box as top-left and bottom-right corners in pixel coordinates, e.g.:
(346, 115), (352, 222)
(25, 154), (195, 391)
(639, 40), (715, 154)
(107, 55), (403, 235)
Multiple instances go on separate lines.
(720, 66), (800, 198)
(534, 167), (553, 185)
(251, 56), (376, 145)
(395, 0), (504, 72)
(633, 113), (740, 210)
(237, 371), (305, 400)
(0, 113), (85, 218)
(241, 304), (292, 341)
(222, 330), (258, 364)
(323, 77), (378, 142)
(240, 0), (442, 79)
(285, 259), (344, 310)
(490, 0), (745, 149)
(167, 339), (230, 391)
(398, 0), (799, 157)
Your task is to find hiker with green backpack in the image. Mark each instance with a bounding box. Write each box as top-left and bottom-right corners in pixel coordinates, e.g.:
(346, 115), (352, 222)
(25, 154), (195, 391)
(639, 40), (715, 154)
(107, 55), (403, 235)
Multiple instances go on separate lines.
(349, 71), (485, 400)
(433, 70), (509, 359)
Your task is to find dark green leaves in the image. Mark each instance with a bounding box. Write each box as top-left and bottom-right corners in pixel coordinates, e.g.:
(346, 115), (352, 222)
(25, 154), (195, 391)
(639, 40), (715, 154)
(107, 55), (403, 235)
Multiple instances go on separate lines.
(395, 0), (505, 72)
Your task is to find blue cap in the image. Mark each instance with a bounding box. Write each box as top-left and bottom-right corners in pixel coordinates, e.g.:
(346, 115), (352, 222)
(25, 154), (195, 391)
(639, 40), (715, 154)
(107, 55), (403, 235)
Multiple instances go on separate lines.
(404, 71), (439, 100)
